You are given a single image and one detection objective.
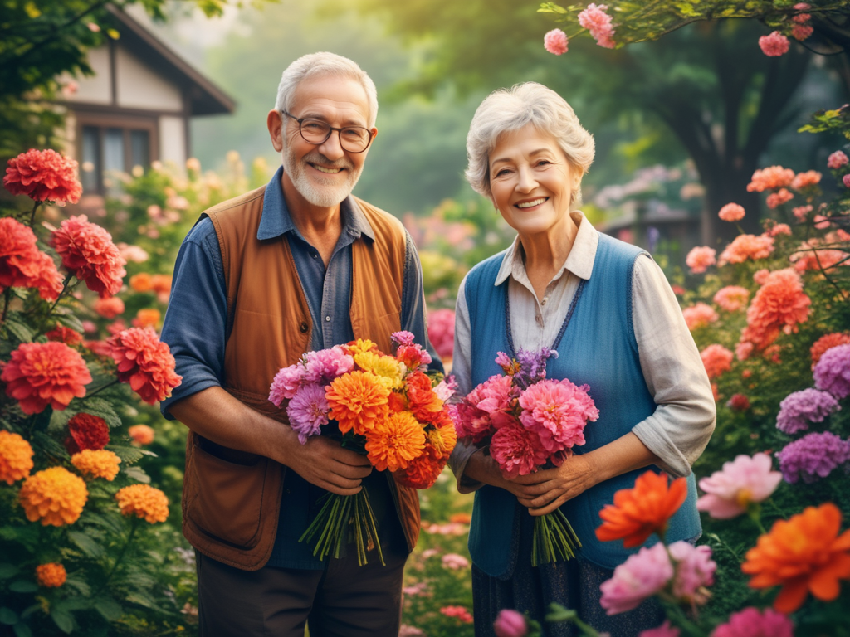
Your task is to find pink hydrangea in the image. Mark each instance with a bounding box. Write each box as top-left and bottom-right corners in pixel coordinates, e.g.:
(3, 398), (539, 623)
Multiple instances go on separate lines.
(490, 420), (548, 477)
(814, 343), (850, 399)
(578, 3), (615, 48)
(640, 621), (680, 637)
(600, 543), (673, 615)
(269, 363), (306, 405)
(682, 303), (719, 331)
(494, 610), (528, 637)
(441, 553), (469, 570)
(718, 203), (745, 222)
(668, 542), (716, 604)
(286, 384), (330, 444)
(714, 286), (750, 312)
(303, 346), (354, 383)
(518, 379), (598, 453)
(711, 607), (794, 637)
(696, 454), (782, 519)
(759, 32), (790, 56)
(828, 151), (848, 169)
(544, 28), (569, 55)
(686, 246), (717, 274)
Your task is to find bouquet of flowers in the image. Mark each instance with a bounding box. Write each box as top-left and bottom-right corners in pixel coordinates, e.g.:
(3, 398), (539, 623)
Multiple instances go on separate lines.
(268, 332), (457, 565)
(452, 348), (598, 565)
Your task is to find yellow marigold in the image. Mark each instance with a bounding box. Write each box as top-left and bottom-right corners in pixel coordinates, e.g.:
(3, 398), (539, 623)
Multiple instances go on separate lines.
(354, 351), (404, 389)
(326, 371), (389, 436)
(116, 484), (169, 523)
(364, 411), (425, 472)
(346, 338), (379, 357)
(71, 449), (121, 481)
(0, 430), (34, 484)
(19, 467), (87, 526)
(36, 562), (66, 587)
(427, 420), (458, 461)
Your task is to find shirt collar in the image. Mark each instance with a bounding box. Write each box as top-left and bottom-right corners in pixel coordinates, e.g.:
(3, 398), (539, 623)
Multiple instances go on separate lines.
(494, 210), (598, 286)
(257, 166), (375, 242)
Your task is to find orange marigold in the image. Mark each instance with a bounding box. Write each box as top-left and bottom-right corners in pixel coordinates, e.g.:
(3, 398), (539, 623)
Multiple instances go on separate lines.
(406, 371), (444, 423)
(3, 148), (82, 203)
(811, 333), (850, 368)
(741, 269), (811, 350)
(129, 273), (154, 292)
(364, 410), (425, 472)
(395, 452), (446, 489)
(64, 413), (109, 454)
(424, 412), (458, 461)
(129, 424), (155, 445)
(0, 217), (63, 301)
(115, 484), (169, 523)
(107, 327), (182, 404)
(595, 471), (687, 547)
(36, 562), (66, 587)
(747, 165), (794, 192)
(50, 215), (126, 298)
(1, 342), (91, 414)
(93, 297), (125, 319)
(133, 308), (161, 329)
(742, 503), (850, 613)
(0, 430), (34, 484)
(700, 344), (734, 380)
(326, 370), (389, 435)
(718, 234), (774, 266)
(19, 466), (87, 526)
(71, 449), (120, 481)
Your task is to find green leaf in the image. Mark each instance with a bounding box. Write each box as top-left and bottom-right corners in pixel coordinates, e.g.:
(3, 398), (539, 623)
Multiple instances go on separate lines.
(49, 409), (74, 432)
(31, 432), (67, 458)
(93, 597), (122, 621)
(54, 311), (84, 334)
(63, 576), (90, 597)
(50, 608), (74, 634)
(0, 607), (17, 625)
(123, 465), (150, 484)
(0, 529), (17, 541)
(13, 623), (32, 637)
(8, 581), (37, 593)
(55, 597), (91, 612)
(67, 531), (105, 559)
(78, 398), (121, 429)
(0, 564), (18, 579)
(108, 445), (145, 465)
(4, 315), (34, 343)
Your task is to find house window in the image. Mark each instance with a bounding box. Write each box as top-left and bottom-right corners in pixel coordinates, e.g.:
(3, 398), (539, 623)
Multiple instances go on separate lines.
(78, 118), (156, 196)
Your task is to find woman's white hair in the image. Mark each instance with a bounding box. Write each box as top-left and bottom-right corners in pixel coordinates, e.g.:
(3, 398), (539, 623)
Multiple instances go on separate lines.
(274, 52), (379, 128)
(466, 82), (594, 208)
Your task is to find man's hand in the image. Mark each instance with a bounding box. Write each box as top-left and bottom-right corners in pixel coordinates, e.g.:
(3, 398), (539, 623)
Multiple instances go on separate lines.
(509, 454), (599, 516)
(283, 436), (372, 495)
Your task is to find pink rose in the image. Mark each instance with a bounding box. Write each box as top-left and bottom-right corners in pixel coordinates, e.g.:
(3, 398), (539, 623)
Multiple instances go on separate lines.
(544, 29), (568, 55)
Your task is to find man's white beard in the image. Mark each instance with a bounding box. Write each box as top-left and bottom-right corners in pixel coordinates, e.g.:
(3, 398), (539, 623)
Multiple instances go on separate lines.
(283, 147), (362, 207)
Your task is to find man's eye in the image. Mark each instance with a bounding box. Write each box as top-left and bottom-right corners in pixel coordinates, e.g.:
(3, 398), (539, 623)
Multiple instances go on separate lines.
(303, 121), (326, 131)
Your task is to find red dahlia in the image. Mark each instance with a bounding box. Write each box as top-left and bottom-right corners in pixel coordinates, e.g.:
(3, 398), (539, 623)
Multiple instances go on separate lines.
(64, 413), (110, 455)
(50, 215), (126, 298)
(3, 149), (82, 204)
(1, 342), (91, 414)
(0, 217), (63, 301)
(107, 327), (181, 404)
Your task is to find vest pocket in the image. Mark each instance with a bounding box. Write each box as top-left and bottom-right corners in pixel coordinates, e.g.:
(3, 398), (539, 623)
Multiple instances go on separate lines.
(187, 439), (266, 549)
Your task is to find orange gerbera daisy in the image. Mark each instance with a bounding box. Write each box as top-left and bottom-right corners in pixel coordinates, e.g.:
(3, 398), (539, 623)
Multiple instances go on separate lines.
(364, 411), (425, 472)
(36, 562), (66, 587)
(326, 371), (389, 435)
(595, 471), (687, 547)
(742, 503), (850, 613)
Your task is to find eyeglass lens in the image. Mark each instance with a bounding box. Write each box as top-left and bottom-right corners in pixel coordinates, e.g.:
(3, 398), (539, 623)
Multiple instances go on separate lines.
(299, 119), (370, 152)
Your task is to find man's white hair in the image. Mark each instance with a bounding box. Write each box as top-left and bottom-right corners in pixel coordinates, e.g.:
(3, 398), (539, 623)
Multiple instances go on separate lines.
(274, 52), (379, 128)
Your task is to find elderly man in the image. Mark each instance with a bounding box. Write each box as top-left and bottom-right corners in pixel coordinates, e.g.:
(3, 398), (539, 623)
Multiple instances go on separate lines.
(160, 52), (439, 637)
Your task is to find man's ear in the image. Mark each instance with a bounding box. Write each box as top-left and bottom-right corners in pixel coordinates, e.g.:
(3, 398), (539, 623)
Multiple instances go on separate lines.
(267, 109), (283, 153)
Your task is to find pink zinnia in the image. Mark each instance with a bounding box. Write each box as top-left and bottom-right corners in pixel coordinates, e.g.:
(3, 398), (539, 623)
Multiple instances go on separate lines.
(578, 3), (615, 48)
(828, 151), (848, 169)
(697, 454), (782, 519)
(685, 246), (716, 274)
(792, 170), (821, 189)
(467, 374), (517, 429)
(711, 607), (794, 637)
(714, 286), (749, 312)
(494, 610), (528, 637)
(441, 553), (469, 570)
(718, 203), (745, 222)
(747, 166), (794, 192)
(440, 605), (473, 623)
(286, 384), (330, 444)
(682, 303), (718, 331)
(759, 32), (790, 57)
(640, 621), (680, 637)
(269, 364), (305, 405)
(742, 269), (810, 349)
(1, 342), (91, 414)
(303, 346), (354, 383)
(600, 543), (672, 615)
(544, 29), (568, 55)
(490, 420), (549, 477)
(668, 542), (716, 604)
(518, 379), (598, 452)
(50, 215), (126, 298)
(718, 234), (774, 266)
(700, 344), (733, 380)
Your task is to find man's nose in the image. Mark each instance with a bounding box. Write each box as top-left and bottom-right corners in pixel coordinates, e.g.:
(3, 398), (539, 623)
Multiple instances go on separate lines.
(318, 131), (345, 161)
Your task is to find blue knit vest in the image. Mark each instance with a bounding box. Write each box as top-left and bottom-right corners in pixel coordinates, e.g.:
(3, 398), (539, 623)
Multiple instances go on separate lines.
(464, 232), (701, 576)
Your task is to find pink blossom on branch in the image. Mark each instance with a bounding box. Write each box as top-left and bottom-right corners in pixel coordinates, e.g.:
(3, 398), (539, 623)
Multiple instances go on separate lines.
(718, 202), (745, 222)
(685, 246), (716, 274)
(759, 32), (790, 57)
(544, 29), (569, 55)
(827, 151), (848, 169)
(578, 3), (615, 49)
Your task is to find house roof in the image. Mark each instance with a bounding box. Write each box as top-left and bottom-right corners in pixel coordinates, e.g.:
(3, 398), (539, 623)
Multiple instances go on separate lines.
(107, 4), (235, 116)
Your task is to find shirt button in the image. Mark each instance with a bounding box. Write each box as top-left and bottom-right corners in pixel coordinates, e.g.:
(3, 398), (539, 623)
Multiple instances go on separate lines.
(541, 298), (548, 305)
(312, 252), (318, 259)
(299, 322), (308, 333)
(325, 316), (331, 322)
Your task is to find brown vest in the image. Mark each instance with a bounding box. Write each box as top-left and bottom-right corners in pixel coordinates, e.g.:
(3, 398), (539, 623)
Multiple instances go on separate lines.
(181, 186), (421, 570)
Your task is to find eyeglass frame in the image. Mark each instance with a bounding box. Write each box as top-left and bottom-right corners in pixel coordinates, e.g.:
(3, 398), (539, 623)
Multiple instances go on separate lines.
(280, 110), (375, 154)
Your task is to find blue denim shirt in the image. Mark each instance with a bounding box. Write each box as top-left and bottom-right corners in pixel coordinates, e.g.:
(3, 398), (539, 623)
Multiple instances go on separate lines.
(160, 167), (440, 569)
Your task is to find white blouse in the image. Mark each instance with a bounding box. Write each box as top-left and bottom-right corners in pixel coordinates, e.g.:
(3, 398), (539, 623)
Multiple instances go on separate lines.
(449, 211), (715, 489)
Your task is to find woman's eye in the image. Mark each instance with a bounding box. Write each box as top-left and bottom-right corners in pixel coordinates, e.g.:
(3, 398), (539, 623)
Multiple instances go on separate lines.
(536, 160), (551, 167)
(495, 168), (512, 177)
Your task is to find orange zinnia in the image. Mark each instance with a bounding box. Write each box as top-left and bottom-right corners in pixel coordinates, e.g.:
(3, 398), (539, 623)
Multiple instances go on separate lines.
(364, 411), (425, 472)
(325, 371), (389, 435)
(595, 471), (687, 547)
(742, 503), (850, 614)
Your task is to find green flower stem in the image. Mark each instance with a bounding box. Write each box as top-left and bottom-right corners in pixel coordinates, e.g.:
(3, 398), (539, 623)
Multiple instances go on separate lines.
(531, 510), (580, 567)
(84, 379), (120, 400)
(28, 200), (41, 226)
(95, 517), (139, 597)
(46, 273), (76, 316)
(300, 490), (384, 566)
(1, 288), (11, 323)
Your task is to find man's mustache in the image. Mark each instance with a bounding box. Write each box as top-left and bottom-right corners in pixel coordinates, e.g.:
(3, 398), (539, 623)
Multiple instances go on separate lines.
(301, 152), (354, 172)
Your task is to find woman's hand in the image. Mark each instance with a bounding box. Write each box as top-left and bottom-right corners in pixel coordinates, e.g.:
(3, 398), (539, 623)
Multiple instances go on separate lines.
(509, 454), (601, 516)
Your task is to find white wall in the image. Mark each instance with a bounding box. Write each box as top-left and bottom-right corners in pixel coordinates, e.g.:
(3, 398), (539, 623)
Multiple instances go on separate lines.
(159, 116), (185, 167)
(115, 45), (182, 111)
(65, 48), (111, 104)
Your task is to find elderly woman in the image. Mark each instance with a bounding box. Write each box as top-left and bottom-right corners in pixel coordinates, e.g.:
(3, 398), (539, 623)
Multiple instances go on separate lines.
(449, 82), (716, 636)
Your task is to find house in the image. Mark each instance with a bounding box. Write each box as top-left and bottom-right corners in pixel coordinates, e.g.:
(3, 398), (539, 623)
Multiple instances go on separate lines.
(59, 5), (234, 202)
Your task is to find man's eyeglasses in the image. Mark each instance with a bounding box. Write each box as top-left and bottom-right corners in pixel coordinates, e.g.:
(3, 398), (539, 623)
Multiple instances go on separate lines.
(281, 110), (374, 153)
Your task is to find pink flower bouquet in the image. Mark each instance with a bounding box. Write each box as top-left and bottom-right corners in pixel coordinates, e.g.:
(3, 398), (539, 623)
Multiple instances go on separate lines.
(268, 332), (456, 565)
(452, 349), (598, 565)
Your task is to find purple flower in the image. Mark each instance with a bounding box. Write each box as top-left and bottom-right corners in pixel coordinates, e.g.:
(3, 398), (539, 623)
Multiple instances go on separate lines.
(814, 343), (850, 399)
(776, 388), (840, 434)
(776, 431), (850, 484)
(269, 363), (305, 406)
(286, 384), (330, 444)
(303, 346), (354, 384)
(514, 347), (558, 388)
